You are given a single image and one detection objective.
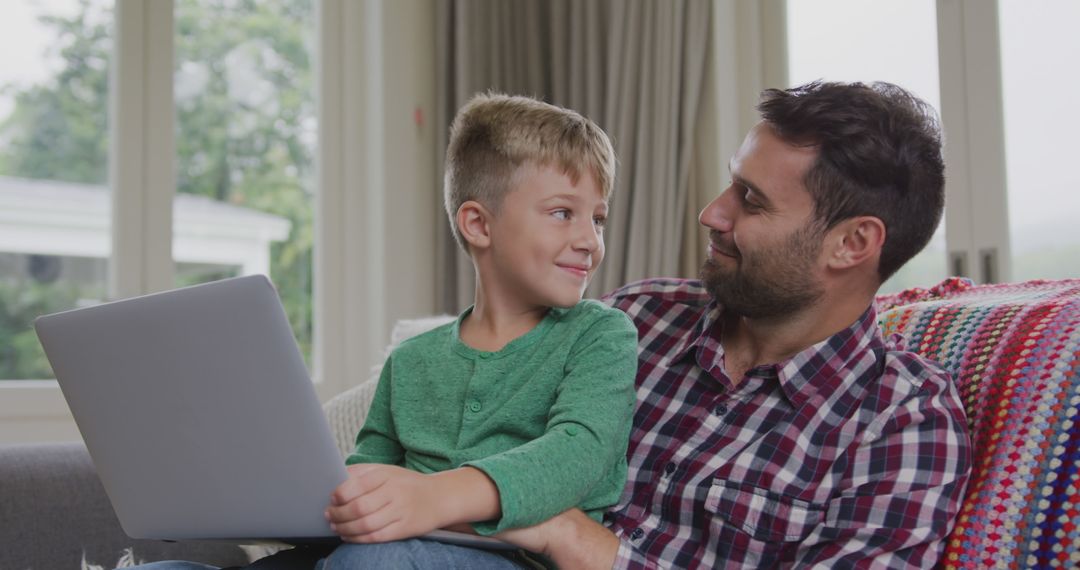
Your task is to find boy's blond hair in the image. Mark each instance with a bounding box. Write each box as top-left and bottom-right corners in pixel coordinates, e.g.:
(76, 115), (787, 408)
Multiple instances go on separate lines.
(444, 92), (616, 252)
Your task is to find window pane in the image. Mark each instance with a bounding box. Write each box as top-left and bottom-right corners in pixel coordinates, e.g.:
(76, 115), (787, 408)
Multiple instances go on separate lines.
(1000, 1), (1080, 281)
(786, 0), (945, 294)
(174, 0), (316, 365)
(0, 0), (112, 379)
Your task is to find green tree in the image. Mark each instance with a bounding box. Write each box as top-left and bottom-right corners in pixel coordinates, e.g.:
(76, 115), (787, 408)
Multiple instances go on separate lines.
(0, 0), (111, 183)
(0, 280), (86, 378)
(0, 0), (316, 370)
(173, 0), (315, 361)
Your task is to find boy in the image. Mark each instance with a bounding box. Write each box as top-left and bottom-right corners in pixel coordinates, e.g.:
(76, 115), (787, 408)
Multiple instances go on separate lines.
(321, 93), (638, 568)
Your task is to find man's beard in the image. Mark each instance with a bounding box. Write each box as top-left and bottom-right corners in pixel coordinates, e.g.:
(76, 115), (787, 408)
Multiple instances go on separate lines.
(701, 224), (825, 319)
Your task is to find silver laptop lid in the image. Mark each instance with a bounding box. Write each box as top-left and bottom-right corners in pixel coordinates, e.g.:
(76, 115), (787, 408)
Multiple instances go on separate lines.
(35, 275), (347, 541)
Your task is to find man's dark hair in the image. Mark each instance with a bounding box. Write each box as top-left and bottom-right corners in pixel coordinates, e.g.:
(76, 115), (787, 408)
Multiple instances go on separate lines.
(757, 81), (945, 283)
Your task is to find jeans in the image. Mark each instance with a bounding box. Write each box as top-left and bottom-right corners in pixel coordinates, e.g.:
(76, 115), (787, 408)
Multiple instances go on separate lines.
(123, 539), (529, 570)
(320, 540), (527, 569)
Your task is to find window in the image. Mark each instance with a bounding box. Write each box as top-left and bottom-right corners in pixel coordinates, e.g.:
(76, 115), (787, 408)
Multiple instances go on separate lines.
(786, 0), (947, 293)
(0, 0), (113, 379)
(0, 0), (471, 443)
(174, 0), (316, 364)
(999, 0), (1080, 280)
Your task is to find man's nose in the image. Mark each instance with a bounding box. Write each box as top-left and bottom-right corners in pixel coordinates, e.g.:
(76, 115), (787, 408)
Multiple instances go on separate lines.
(699, 185), (737, 232)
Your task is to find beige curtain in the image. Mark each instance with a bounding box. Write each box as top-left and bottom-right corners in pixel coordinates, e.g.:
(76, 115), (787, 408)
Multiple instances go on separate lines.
(435, 0), (712, 313)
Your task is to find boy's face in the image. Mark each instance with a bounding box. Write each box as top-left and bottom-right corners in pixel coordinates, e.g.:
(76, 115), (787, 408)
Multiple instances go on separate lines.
(486, 163), (608, 309)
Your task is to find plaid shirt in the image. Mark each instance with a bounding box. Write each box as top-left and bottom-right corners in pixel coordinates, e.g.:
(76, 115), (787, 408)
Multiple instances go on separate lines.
(600, 279), (971, 569)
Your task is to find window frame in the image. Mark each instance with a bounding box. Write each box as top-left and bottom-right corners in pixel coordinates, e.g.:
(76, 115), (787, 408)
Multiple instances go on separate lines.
(0, 0), (443, 442)
(768, 0), (1013, 285)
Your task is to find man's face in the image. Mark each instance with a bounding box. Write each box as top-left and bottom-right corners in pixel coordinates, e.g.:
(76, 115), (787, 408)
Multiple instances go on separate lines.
(698, 122), (826, 318)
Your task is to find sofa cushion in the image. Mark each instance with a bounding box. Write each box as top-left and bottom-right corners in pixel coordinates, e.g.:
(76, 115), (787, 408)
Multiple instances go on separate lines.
(0, 442), (250, 570)
(875, 278), (1080, 569)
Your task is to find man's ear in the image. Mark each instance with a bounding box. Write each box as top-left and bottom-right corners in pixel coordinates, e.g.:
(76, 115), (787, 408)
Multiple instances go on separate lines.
(457, 200), (493, 251)
(825, 216), (885, 271)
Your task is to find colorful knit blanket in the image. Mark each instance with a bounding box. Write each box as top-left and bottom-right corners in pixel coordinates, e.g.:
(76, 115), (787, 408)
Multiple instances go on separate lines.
(875, 278), (1080, 569)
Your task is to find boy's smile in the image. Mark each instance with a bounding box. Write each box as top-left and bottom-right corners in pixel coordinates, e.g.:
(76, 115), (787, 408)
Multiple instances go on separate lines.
(484, 163), (608, 311)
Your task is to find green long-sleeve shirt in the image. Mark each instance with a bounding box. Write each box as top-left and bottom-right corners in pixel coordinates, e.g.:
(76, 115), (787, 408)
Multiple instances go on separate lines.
(346, 299), (638, 535)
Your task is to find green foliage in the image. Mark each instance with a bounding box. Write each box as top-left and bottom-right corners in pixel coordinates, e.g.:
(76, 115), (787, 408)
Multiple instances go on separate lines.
(173, 0), (316, 362)
(0, 0), (316, 373)
(0, 281), (88, 379)
(0, 0), (111, 184)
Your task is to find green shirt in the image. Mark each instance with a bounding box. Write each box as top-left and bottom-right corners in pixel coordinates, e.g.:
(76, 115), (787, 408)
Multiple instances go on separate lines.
(347, 299), (638, 535)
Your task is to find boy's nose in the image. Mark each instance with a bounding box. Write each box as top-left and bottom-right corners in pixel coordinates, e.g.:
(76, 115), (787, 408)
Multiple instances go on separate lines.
(572, 219), (601, 253)
(699, 185), (736, 233)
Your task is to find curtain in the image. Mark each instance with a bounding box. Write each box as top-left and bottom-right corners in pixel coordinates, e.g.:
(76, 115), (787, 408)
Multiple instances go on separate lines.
(435, 0), (713, 313)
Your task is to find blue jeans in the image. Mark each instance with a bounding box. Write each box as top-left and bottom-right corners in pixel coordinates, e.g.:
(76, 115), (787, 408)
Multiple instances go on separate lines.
(320, 539), (528, 569)
(124, 539), (528, 569)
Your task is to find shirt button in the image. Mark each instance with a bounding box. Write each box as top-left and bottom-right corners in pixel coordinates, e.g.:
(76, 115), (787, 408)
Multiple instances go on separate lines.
(478, 353), (490, 360)
(565, 425), (579, 436)
(664, 461), (676, 475)
(714, 404), (727, 417)
(630, 528), (645, 540)
(468, 400), (482, 412)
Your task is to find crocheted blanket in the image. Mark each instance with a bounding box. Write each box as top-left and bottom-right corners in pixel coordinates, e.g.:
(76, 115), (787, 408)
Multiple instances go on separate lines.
(875, 278), (1080, 569)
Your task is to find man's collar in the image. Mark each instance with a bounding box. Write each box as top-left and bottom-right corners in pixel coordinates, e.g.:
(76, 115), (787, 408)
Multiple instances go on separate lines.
(667, 301), (723, 366)
(775, 305), (882, 407)
(674, 302), (882, 406)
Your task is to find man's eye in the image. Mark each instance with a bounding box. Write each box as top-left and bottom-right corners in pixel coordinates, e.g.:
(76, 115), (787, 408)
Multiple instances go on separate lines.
(740, 189), (762, 212)
(552, 209), (570, 220)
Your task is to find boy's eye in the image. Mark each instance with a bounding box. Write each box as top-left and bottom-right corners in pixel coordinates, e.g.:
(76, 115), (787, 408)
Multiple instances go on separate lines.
(593, 215), (607, 229)
(552, 209), (571, 220)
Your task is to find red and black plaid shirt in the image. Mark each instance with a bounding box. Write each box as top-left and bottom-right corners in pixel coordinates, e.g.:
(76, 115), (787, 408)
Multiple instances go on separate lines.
(601, 279), (971, 569)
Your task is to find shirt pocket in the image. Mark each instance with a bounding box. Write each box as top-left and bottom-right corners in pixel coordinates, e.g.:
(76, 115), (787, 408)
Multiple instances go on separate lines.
(704, 479), (825, 555)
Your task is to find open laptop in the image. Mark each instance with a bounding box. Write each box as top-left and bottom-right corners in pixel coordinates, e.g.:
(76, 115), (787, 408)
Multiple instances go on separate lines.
(35, 275), (511, 549)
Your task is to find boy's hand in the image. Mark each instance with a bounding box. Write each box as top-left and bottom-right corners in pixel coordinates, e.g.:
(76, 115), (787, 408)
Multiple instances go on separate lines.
(325, 464), (502, 543)
(326, 464), (445, 543)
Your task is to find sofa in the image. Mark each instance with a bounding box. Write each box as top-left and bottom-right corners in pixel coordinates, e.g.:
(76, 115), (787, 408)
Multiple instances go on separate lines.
(2, 278), (1077, 569)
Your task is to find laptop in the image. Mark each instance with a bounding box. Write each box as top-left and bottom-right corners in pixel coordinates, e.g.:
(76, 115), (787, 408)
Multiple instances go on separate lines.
(35, 274), (345, 542)
(34, 275), (512, 549)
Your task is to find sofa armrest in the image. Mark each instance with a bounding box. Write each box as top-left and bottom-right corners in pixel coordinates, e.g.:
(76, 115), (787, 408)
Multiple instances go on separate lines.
(0, 442), (249, 569)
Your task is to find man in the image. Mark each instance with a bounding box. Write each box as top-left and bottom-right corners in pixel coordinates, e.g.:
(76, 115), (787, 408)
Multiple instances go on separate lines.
(498, 81), (972, 568)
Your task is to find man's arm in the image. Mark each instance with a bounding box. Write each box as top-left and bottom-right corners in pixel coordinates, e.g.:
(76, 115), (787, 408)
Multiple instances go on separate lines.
(497, 509), (621, 570)
(793, 370), (972, 567)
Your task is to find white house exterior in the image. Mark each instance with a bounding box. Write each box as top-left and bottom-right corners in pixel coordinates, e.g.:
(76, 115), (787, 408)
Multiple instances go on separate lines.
(0, 175), (291, 278)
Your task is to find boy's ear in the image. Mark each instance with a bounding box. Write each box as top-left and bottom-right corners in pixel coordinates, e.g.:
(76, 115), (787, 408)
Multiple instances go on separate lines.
(457, 200), (493, 251)
(825, 216), (885, 271)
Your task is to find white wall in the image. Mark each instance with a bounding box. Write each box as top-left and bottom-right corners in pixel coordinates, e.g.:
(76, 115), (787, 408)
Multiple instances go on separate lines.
(314, 0), (438, 402)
